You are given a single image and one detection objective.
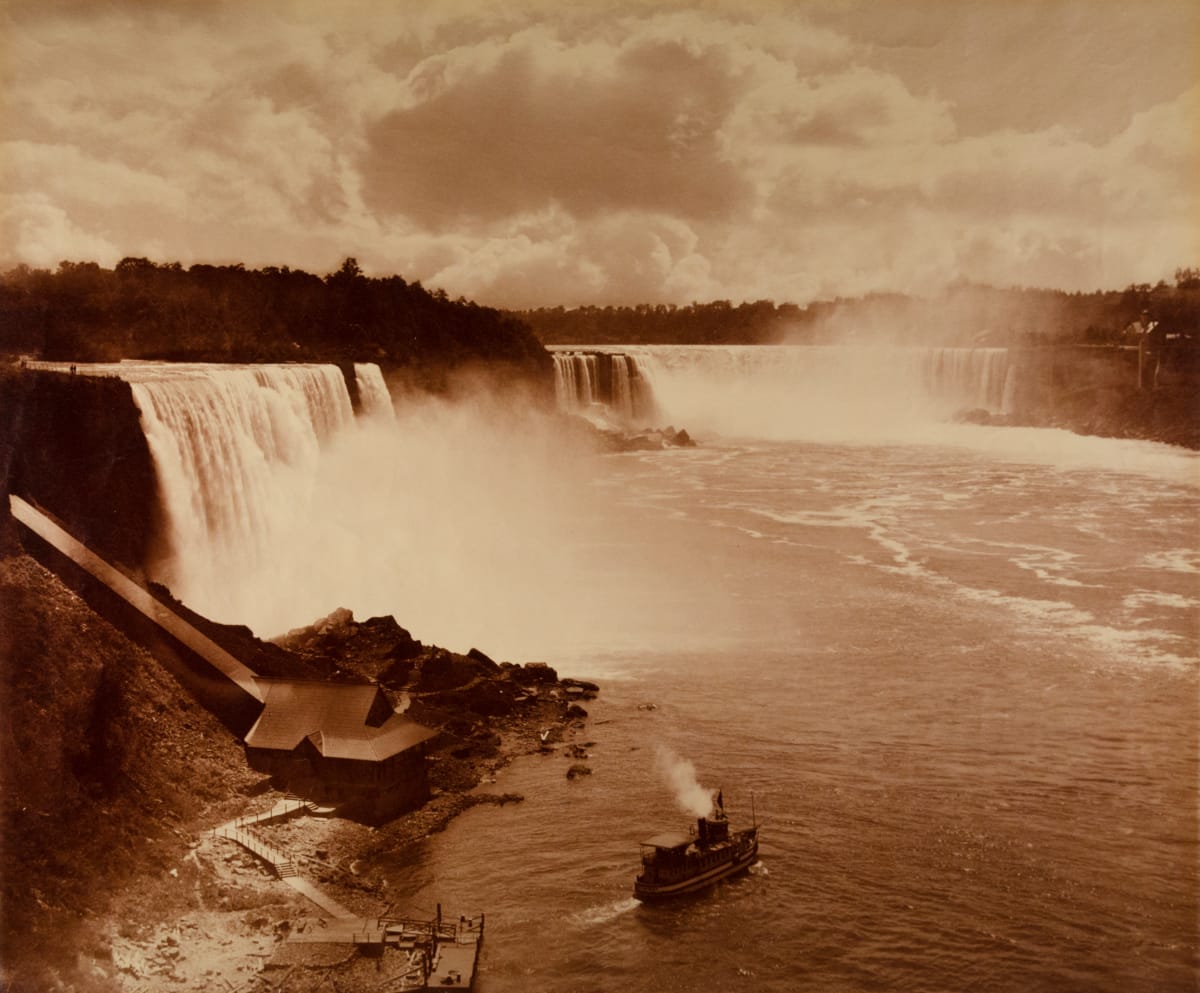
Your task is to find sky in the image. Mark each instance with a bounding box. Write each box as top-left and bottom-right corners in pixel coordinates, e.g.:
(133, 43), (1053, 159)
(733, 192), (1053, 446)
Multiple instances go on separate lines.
(2, 0), (1197, 308)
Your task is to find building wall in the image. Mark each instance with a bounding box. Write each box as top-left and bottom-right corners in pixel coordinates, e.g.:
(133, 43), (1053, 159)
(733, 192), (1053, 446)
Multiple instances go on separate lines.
(244, 742), (430, 820)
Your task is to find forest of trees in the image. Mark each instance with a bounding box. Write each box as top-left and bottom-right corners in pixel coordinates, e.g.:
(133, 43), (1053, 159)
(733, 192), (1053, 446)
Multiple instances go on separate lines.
(0, 257), (547, 371)
(519, 274), (1200, 348)
(4, 257), (1198, 364)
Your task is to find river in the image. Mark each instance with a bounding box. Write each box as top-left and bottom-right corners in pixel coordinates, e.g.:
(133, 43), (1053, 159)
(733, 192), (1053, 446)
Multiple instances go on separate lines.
(386, 426), (1197, 993)
(90, 350), (1198, 991)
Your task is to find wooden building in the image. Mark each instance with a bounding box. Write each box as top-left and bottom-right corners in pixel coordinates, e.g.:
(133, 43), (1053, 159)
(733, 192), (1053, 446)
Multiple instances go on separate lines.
(244, 679), (436, 820)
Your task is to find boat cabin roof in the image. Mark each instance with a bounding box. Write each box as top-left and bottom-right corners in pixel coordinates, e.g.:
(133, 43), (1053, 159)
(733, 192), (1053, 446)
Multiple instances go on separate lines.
(640, 832), (694, 851)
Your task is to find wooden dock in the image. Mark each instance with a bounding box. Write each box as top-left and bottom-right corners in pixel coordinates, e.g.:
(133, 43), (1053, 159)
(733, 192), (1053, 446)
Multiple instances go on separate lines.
(284, 912), (484, 989)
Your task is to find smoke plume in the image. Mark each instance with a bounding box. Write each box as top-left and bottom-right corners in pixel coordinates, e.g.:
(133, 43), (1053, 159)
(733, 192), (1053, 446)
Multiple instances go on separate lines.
(656, 746), (715, 819)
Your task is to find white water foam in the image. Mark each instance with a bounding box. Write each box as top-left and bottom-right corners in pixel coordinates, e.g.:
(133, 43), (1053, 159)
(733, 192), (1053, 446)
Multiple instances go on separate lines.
(571, 897), (641, 927)
(1140, 550), (1200, 574)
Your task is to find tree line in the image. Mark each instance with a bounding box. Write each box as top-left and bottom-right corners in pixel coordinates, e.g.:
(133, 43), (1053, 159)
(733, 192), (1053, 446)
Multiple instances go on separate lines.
(0, 257), (547, 369)
(4, 257), (1197, 362)
(517, 275), (1200, 347)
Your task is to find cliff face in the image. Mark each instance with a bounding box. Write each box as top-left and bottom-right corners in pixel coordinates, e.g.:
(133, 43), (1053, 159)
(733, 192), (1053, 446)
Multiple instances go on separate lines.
(1, 369), (159, 570)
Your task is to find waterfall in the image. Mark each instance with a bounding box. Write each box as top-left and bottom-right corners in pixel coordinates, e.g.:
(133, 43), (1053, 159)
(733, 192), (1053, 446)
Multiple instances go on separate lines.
(627, 354), (659, 425)
(549, 344), (1015, 442)
(124, 362), (360, 605)
(52, 357), (599, 652)
(922, 347), (1013, 413)
(552, 352), (598, 413)
(575, 354), (598, 408)
(355, 363), (395, 421)
(551, 351), (657, 426)
(553, 353), (574, 409)
(610, 355), (633, 422)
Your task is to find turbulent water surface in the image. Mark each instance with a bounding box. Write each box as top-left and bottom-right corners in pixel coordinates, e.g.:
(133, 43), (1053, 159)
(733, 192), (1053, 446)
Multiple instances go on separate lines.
(83, 351), (1199, 991)
(389, 433), (1197, 993)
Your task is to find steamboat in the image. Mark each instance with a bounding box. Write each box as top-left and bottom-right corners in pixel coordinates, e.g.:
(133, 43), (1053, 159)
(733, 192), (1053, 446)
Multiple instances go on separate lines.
(634, 793), (759, 901)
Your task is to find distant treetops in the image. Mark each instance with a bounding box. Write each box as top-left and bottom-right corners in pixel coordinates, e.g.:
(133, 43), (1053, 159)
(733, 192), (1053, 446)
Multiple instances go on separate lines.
(2, 258), (1197, 358)
(0, 257), (546, 369)
(518, 273), (1200, 347)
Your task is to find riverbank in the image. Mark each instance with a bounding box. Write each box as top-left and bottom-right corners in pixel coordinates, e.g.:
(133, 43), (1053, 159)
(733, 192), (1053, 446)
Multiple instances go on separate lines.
(102, 691), (596, 993)
(961, 362), (1200, 450)
(0, 549), (599, 993)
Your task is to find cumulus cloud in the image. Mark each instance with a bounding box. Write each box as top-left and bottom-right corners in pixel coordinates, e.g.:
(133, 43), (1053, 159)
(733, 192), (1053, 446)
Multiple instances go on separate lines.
(0, 193), (123, 268)
(1, 1), (1196, 304)
(421, 209), (715, 307)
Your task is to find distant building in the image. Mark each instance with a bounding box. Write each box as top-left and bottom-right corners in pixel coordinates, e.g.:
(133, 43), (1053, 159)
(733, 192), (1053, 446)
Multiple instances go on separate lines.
(1124, 311), (1163, 390)
(244, 679), (436, 820)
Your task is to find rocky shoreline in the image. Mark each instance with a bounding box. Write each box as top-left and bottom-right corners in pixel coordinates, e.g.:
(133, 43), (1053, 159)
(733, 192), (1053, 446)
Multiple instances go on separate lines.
(114, 609), (601, 992)
(0, 549), (600, 992)
(952, 380), (1200, 450)
(103, 671), (598, 993)
(560, 412), (697, 454)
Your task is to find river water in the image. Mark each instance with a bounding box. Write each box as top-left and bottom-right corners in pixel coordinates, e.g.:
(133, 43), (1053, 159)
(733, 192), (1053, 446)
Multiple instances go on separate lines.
(78, 352), (1197, 991)
(382, 430), (1198, 993)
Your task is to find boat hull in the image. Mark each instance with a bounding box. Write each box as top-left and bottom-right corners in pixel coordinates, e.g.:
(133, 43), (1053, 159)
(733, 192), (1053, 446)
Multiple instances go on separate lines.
(633, 838), (759, 902)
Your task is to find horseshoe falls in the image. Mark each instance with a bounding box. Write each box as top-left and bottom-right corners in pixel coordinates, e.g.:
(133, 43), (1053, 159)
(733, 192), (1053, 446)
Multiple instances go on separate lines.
(551, 344), (1015, 441)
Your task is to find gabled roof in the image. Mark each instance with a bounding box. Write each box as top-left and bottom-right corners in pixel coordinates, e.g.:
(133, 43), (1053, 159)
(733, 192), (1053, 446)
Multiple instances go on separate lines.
(245, 679), (436, 762)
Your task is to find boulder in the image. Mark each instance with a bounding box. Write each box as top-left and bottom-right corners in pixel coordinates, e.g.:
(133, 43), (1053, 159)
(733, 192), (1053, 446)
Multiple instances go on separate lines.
(274, 608), (424, 679)
(511, 661), (559, 685)
(314, 607), (356, 635)
(416, 650), (489, 691)
(462, 679), (517, 717)
(377, 656), (416, 688)
(561, 677), (599, 697)
(467, 647), (500, 671)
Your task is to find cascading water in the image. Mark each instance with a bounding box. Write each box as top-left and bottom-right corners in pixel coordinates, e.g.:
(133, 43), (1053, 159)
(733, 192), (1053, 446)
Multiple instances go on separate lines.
(610, 357), (634, 422)
(553, 352), (600, 413)
(552, 355), (575, 410)
(40, 350), (1190, 679)
(105, 358), (598, 653)
(354, 362), (395, 421)
(552, 344), (1015, 442)
(125, 362), (359, 608)
(922, 347), (1013, 413)
(551, 350), (655, 426)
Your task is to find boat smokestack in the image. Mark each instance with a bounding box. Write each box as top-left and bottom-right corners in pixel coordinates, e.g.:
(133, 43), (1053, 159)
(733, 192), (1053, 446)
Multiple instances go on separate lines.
(696, 814), (729, 846)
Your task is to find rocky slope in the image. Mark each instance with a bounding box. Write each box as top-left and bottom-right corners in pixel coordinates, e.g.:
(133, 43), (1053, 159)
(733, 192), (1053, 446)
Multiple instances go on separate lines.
(0, 553), (261, 992)
(0, 546), (597, 992)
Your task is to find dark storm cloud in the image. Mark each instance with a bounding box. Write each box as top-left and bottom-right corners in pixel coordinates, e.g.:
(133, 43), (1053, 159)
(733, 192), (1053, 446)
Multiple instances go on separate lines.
(359, 31), (754, 226)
